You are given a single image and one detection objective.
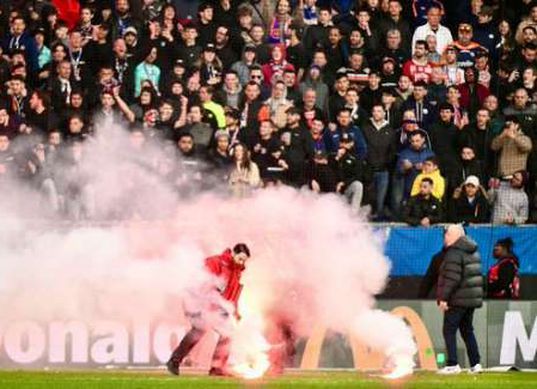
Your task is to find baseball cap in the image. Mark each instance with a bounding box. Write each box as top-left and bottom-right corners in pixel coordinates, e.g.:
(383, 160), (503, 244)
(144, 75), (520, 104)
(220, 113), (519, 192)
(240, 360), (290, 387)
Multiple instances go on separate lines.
(244, 44), (257, 53)
(204, 43), (216, 52)
(464, 176), (480, 187)
(123, 26), (138, 37)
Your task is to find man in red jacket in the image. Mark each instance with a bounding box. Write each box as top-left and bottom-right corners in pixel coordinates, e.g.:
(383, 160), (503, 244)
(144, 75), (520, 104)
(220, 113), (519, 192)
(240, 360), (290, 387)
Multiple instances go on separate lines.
(167, 243), (251, 376)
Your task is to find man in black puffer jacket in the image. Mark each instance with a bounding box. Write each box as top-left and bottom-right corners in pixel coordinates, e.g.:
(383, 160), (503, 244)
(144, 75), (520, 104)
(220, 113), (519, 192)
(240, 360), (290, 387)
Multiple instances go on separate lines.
(437, 224), (484, 375)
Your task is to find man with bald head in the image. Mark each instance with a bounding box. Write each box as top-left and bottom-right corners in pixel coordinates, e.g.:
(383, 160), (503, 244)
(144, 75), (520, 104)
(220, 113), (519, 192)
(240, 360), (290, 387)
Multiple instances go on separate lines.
(437, 225), (483, 375)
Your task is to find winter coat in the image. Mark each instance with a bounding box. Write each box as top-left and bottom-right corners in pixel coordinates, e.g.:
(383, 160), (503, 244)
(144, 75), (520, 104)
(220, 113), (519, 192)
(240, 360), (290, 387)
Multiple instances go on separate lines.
(323, 125), (368, 160)
(449, 191), (491, 224)
(437, 237), (484, 308)
(403, 193), (443, 226)
(396, 145), (435, 197)
(361, 119), (397, 171)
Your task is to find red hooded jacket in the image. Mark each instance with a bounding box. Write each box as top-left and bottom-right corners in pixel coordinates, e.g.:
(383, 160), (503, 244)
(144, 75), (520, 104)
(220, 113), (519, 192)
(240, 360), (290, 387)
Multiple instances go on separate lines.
(205, 249), (244, 311)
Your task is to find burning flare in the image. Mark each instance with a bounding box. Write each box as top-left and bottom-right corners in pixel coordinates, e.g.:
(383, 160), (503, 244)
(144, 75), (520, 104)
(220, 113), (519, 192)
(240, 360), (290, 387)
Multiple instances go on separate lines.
(229, 291), (271, 379)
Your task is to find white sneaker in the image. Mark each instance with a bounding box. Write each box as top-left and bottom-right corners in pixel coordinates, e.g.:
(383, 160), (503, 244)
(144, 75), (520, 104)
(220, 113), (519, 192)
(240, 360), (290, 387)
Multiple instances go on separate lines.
(469, 364), (483, 374)
(437, 365), (462, 375)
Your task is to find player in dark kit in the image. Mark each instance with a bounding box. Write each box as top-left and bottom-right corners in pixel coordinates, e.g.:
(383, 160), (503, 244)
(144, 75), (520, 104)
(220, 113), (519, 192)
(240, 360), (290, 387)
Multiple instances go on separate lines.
(167, 243), (251, 376)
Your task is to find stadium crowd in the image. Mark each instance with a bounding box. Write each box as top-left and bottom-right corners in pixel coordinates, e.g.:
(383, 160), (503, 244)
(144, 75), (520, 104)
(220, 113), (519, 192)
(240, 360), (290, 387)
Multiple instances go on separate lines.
(1, 0), (537, 224)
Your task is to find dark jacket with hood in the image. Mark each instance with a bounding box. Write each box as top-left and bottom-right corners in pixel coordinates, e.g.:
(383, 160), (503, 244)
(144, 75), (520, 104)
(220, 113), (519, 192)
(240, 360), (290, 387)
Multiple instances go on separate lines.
(437, 236), (484, 308)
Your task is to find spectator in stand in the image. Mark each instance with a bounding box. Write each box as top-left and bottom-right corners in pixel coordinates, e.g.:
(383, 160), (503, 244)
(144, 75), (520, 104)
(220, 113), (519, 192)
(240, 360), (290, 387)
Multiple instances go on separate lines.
(457, 67), (490, 119)
(403, 40), (433, 84)
(299, 65), (329, 116)
(458, 108), (494, 170)
(450, 145), (485, 192)
(487, 238), (521, 299)
(402, 81), (436, 130)
(449, 175), (490, 224)
(280, 106), (314, 187)
(307, 150), (339, 194)
(410, 156), (446, 201)
(411, 0), (444, 28)
(442, 45), (465, 86)
(199, 85), (226, 130)
(502, 88), (537, 137)
(403, 177), (443, 226)
(429, 103), (458, 179)
(473, 6), (499, 57)
(489, 171), (530, 225)
(491, 117), (533, 179)
(134, 46), (161, 98)
(259, 80), (294, 130)
(411, 6), (453, 55)
(2, 16), (39, 72)
(452, 23), (487, 70)
(208, 130), (232, 173)
(362, 104), (396, 219)
(231, 44), (259, 86)
(360, 71), (383, 114)
(58, 141), (95, 221)
(251, 120), (282, 182)
(394, 128), (433, 212)
(379, 0), (412, 52)
(324, 108), (367, 160)
(229, 142), (260, 197)
(0, 132), (15, 185)
(334, 133), (370, 214)
(300, 89), (325, 130)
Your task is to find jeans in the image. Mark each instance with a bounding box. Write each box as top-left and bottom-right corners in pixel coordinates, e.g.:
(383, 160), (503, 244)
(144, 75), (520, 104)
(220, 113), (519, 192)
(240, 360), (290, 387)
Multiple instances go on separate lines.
(65, 185), (96, 221)
(390, 175), (405, 220)
(443, 307), (480, 367)
(344, 181), (364, 213)
(373, 171), (389, 217)
(40, 178), (60, 213)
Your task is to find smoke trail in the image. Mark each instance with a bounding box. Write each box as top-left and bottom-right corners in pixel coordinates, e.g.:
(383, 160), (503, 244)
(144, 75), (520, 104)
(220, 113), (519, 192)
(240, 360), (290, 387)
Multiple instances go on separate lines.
(0, 120), (415, 373)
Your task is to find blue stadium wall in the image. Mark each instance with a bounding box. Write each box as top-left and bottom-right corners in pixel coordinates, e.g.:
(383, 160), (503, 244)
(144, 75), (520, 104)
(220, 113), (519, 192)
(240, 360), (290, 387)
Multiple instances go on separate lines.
(380, 226), (537, 299)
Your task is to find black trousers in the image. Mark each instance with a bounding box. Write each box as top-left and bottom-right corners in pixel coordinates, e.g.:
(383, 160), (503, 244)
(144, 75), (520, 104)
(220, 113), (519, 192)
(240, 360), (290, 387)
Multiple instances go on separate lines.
(168, 327), (231, 369)
(442, 307), (480, 367)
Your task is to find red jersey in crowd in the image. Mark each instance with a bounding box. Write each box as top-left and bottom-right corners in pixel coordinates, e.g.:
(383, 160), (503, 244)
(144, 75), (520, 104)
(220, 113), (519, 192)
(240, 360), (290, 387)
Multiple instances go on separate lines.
(402, 59), (433, 83)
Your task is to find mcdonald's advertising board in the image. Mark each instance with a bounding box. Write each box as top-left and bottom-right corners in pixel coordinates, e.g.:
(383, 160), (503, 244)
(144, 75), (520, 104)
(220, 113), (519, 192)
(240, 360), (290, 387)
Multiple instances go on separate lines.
(0, 301), (536, 369)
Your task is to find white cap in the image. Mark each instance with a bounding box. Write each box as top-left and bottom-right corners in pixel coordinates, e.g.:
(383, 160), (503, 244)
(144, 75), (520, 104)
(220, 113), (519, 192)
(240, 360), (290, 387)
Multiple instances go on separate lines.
(464, 175), (480, 187)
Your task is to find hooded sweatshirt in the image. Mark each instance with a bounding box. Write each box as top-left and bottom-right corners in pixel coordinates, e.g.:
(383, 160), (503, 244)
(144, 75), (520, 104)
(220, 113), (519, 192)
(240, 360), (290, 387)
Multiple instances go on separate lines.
(410, 168), (446, 200)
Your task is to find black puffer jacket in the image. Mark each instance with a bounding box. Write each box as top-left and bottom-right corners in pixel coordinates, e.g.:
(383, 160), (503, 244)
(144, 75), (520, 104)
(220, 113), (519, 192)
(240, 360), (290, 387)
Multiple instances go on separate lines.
(437, 237), (483, 308)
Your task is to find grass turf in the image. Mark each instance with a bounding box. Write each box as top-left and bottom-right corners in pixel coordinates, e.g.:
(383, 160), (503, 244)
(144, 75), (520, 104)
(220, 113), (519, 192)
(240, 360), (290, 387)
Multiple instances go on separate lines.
(0, 370), (536, 388)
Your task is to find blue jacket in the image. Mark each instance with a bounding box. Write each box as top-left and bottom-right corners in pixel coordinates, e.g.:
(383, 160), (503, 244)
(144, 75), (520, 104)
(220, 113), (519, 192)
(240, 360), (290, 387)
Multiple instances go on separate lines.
(397, 146), (435, 197)
(2, 32), (39, 72)
(323, 125), (367, 160)
(402, 98), (437, 132)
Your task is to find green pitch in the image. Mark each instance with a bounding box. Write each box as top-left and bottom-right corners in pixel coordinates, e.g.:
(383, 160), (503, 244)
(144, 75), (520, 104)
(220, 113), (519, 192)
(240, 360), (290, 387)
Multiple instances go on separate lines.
(0, 370), (536, 388)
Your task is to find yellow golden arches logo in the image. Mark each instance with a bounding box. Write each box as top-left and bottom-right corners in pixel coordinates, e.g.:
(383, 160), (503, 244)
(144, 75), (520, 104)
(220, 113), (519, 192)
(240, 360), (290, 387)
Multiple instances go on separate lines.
(300, 306), (438, 371)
